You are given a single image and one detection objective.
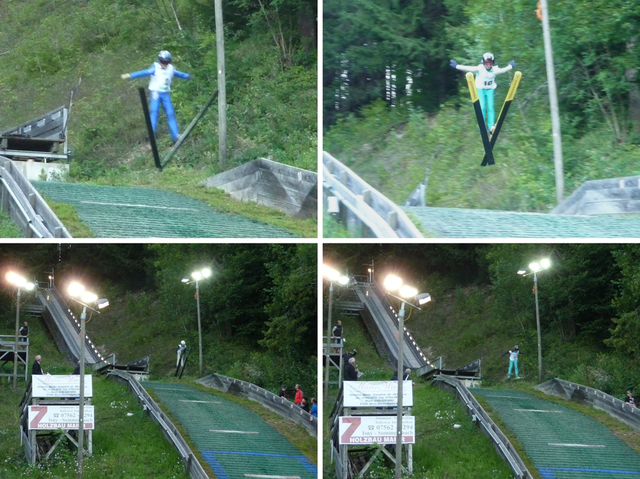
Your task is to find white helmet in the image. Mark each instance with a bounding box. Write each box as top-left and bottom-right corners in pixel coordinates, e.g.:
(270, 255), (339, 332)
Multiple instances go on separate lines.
(158, 50), (172, 63)
(181, 340), (186, 346)
(482, 52), (495, 64)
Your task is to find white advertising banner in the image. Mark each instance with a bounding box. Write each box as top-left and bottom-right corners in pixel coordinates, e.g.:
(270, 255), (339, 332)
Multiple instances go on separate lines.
(343, 381), (413, 407)
(28, 405), (95, 430)
(339, 415), (415, 445)
(32, 375), (93, 398)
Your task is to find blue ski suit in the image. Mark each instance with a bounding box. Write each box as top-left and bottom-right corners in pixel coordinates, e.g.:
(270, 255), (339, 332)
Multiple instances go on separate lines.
(128, 63), (190, 142)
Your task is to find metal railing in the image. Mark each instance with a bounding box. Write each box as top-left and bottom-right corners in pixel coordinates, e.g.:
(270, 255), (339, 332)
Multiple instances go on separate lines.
(432, 375), (533, 479)
(323, 152), (423, 238)
(196, 373), (317, 438)
(107, 369), (209, 479)
(0, 156), (71, 237)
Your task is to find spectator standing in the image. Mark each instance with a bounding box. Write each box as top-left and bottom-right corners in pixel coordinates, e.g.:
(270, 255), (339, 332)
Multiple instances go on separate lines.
(332, 320), (343, 352)
(294, 384), (303, 406)
(301, 397), (310, 412)
(310, 398), (318, 417)
(344, 357), (359, 381)
(32, 355), (43, 375)
(19, 321), (29, 344)
(625, 390), (636, 407)
(278, 385), (287, 399)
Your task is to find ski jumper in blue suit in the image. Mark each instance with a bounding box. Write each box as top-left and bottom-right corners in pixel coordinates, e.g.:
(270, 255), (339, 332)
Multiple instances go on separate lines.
(452, 55), (514, 130)
(125, 62), (190, 142)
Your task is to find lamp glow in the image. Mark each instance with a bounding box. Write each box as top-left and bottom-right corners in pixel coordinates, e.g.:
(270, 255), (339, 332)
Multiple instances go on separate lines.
(384, 274), (403, 292)
(398, 285), (418, 298)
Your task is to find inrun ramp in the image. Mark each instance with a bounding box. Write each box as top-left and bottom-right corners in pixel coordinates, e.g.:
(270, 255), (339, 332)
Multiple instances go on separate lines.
(352, 283), (425, 369)
(36, 287), (102, 364)
(144, 382), (317, 479)
(32, 181), (297, 238)
(472, 388), (640, 478)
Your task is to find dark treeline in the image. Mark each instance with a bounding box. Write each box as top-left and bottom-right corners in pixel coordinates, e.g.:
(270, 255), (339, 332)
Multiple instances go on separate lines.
(325, 243), (639, 359)
(0, 243), (317, 393)
(324, 0), (640, 141)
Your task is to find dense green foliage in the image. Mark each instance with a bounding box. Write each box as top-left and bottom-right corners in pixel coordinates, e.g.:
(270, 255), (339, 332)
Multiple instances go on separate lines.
(0, 0), (316, 176)
(323, 0), (640, 212)
(0, 244), (317, 396)
(324, 244), (640, 395)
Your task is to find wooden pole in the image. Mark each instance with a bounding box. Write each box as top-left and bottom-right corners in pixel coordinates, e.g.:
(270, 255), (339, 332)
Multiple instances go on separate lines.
(214, 0), (227, 167)
(540, 0), (564, 203)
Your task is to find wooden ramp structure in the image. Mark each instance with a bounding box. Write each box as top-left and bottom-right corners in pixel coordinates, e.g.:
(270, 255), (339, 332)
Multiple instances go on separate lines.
(0, 106), (70, 162)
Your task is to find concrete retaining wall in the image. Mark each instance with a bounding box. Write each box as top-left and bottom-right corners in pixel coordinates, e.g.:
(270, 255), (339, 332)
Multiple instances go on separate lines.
(204, 158), (317, 219)
(196, 373), (317, 438)
(552, 176), (640, 215)
(535, 378), (640, 432)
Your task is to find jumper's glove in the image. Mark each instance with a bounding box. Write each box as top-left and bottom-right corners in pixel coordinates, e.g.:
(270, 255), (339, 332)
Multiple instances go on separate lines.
(450, 59), (458, 68)
(508, 60), (516, 68)
(121, 73), (130, 80)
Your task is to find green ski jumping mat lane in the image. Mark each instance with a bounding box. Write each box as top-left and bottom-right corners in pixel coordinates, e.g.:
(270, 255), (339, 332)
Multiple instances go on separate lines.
(144, 382), (317, 479)
(472, 388), (640, 478)
(33, 181), (297, 238)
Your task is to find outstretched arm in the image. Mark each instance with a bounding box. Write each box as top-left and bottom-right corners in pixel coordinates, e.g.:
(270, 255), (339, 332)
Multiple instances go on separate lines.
(122, 65), (156, 80)
(451, 61), (480, 73)
(174, 70), (190, 80)
(493, 61), (515, 75)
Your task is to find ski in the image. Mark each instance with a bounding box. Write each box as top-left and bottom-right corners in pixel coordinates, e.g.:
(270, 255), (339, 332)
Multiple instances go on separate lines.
(481, 71), (522, 166)
(138, 87), (162, 170)
(466, 73), (495, 167)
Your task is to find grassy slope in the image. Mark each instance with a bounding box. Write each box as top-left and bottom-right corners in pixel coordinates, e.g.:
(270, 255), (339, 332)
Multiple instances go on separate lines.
(0, 291), (316, 476)
(0, 0), (317, 238)
(326, 286), (640, 478)
(323, 313), (513, 479)
(324, 94), (640, 214)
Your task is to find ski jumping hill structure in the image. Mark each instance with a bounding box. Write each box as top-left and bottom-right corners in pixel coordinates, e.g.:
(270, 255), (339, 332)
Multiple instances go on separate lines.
(323, 152), (640, 238)
(325, 280), (640, 479)
(17, 282), (317, 477)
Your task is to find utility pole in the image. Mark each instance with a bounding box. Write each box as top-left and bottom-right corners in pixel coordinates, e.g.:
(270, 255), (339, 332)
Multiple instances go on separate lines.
(214, 0), (227, 167)
(539, 0), (564, 203)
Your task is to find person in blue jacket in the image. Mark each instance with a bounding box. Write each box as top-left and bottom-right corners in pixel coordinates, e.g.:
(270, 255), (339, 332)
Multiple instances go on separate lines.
(450, 52), (515, 133)
(122, 50), (190, 143)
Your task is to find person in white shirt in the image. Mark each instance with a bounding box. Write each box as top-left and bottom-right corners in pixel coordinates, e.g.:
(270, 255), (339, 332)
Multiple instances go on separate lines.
(450, 52), (515, 133)
(122, 50), (191, 143)
(176, 340), (187, 368)
(501, 345), (523, 378)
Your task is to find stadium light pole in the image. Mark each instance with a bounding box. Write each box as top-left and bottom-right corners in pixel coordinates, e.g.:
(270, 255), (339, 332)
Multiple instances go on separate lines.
(68, 282), (109, 479)
(322, 265), (348, 398)
(384, 274), (431, 479)
(518, 258), (551, 382)
(182, 267), (212, 376)
(6, 272), (35, 392)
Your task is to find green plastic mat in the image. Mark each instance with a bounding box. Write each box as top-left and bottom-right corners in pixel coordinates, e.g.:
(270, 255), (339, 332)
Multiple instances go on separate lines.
(405, 206), (640, 238)
(33, 181), (297, 238)
(473, 388), (640, 478)
(144, 382), (317, 479)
